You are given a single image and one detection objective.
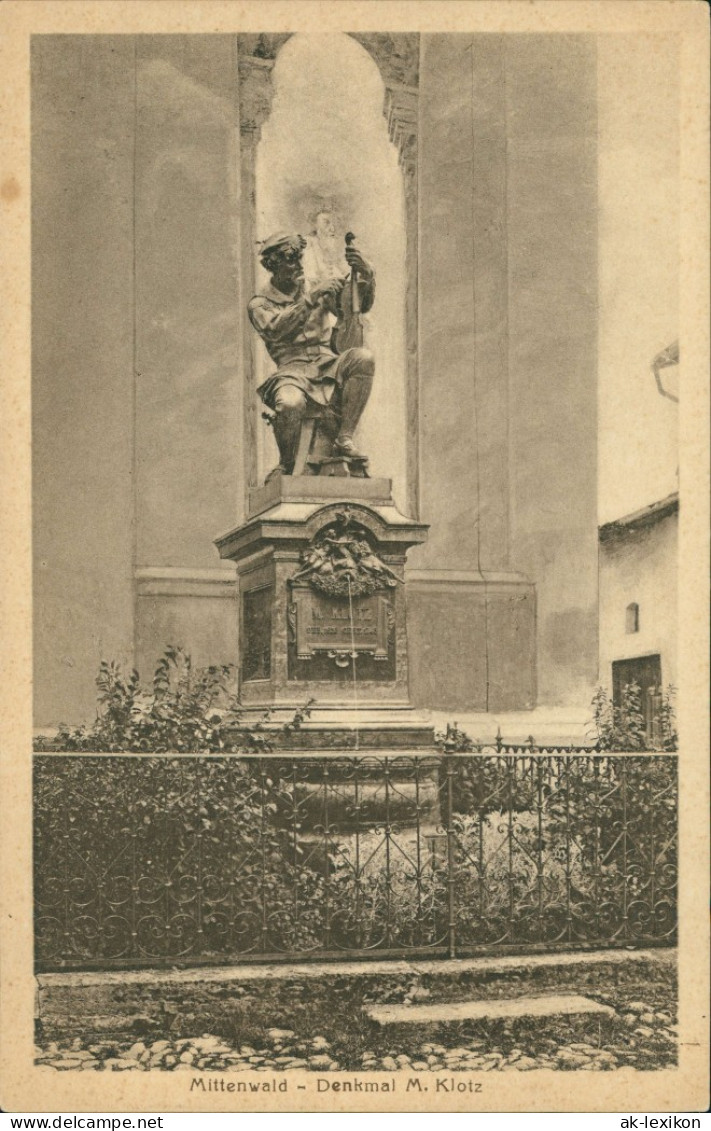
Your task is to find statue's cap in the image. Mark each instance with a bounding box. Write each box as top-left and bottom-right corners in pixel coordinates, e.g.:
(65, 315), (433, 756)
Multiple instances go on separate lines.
(258, 232), (307, 257)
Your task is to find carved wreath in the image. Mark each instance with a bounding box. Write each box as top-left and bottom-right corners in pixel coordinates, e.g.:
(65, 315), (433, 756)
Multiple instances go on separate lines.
(290, 509), (401, 598)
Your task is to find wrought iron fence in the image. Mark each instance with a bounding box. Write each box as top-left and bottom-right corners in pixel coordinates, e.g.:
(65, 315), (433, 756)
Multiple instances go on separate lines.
(33, 750), (677, 970)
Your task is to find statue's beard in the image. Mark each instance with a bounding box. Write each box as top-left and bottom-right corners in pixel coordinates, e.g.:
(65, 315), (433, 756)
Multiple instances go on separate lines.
(274, 267), (303, 293)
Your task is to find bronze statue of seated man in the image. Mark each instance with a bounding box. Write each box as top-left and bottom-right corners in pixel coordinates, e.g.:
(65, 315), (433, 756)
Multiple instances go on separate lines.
(248, 231), (375, 477)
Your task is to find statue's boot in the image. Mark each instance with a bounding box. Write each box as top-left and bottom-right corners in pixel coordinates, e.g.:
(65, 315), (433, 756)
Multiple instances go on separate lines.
(333, 437), (366, 459)
(272, 406), (302, 475)
(334, 363), (374, 458)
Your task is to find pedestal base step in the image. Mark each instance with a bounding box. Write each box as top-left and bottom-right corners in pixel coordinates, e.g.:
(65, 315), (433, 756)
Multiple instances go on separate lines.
(230, 706), (437, 750)
(233, 729), (437, 751)
(246, 472), (393, 519)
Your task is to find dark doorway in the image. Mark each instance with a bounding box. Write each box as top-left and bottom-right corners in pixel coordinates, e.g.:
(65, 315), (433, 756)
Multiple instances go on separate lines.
(612, 654), (663, 745)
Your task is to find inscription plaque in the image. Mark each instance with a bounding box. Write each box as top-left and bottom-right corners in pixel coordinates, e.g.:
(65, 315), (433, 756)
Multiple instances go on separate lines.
(289, 589), (391, 665)
(242, 586), (272, 681)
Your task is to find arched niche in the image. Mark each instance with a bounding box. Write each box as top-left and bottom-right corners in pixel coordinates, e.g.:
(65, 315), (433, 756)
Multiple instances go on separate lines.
(237, 32), (419, 517)
(239, 32), (419, 97)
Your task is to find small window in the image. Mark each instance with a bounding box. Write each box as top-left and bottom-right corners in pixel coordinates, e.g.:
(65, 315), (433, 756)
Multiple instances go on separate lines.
(625, 602), (639, 633)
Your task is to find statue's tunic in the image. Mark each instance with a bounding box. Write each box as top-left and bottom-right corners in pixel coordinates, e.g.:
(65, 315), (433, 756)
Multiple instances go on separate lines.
(248, 277), (374, 409)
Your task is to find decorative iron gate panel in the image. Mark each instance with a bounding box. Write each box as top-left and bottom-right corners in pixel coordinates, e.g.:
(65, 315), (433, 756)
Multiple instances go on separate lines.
(33, 752), (677, 970)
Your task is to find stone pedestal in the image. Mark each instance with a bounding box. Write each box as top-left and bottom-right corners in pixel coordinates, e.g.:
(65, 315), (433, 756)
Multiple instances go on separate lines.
(215, 474), (432, 748)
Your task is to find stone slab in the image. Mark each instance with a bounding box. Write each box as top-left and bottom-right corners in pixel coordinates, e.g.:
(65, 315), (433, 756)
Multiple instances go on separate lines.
(36, 948), (674, 989)
(365, 994), (616, 1026)
(248, 473), (394, 519)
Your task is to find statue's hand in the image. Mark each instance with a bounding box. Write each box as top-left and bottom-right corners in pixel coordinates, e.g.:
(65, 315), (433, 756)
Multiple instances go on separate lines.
(308, 277), (347, 306)
(345, 246), (373, 279)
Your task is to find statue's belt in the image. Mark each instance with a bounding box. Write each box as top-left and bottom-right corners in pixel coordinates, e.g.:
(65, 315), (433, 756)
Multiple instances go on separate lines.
(270, 347), (337, 366)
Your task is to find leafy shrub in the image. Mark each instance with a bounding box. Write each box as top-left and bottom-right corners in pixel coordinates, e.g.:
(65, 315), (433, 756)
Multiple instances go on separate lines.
(34, 754), (329, 962)
(33, 647), (313, 753)
(33, 650), (327, 962)
(590, 682), (678, 752)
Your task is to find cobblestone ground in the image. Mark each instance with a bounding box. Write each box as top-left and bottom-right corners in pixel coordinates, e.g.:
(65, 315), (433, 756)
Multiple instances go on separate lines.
(35, 1000), (677, 1073)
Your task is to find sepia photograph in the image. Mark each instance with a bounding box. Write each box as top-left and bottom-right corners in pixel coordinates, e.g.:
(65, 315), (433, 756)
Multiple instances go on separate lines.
(0, 0), (708, 1118)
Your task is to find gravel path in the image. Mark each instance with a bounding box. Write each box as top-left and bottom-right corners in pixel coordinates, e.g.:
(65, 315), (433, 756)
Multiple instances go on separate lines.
(35, 1001), (677, 1073)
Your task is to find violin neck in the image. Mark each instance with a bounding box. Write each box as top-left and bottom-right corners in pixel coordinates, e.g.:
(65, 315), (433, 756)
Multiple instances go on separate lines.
(351, 270), (361, 314)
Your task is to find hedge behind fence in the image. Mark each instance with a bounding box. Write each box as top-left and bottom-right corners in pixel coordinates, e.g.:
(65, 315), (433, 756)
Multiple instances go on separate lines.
(34, 752), (677, 969)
